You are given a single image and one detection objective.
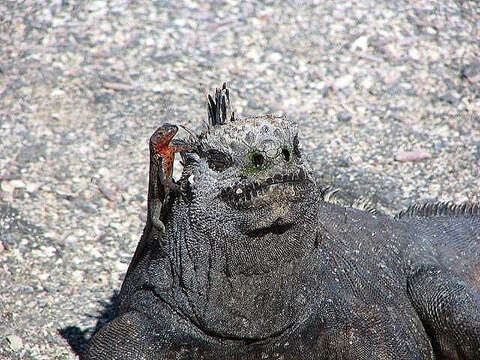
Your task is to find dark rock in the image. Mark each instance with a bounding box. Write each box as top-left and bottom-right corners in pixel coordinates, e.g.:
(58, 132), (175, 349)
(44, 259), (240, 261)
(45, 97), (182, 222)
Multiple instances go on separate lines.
(72, 200), (97, 214)
(94, 92), (114, 104)
(321, 85), (332, 98)
(337, 111), (352, 122)
(336, 157), (350, 167)
(461, 61), (480, 83)
(1, 232), (21, 250)
(15, 143), (46, 164)
(438, 92), (460, 105)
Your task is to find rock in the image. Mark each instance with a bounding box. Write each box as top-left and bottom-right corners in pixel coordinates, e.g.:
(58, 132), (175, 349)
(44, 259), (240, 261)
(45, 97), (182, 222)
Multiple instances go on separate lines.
(72, 200), (97, 214)
(351, 35), (369, 51)
(335, 74), (354, 89)
(266, 52), (282, 62)
(358, 76), (375, 92)
(102, 82), (134, 91)
(461, 61), (480, 83)
(6, 334), (23, 351)
(9, 180), (25, 188)
(1, 181), (15, 193)
(16, 143), (46, 164)
(394, 150), (432, 162)
(408, 47), (421, 61)
(25, 182), (41, 193)
(438, 92), (461, 105)
(97, 181), (119, 202)
(337, 111), (352, 122)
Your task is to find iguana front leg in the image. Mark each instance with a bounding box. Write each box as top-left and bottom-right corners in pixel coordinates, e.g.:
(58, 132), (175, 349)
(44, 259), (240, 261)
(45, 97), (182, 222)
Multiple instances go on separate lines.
(407, 263), (480, 359)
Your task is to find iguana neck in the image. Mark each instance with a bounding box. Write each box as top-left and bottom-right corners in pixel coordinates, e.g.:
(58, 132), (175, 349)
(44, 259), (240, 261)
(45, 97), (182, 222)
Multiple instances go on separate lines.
(158, 196), (322, 341)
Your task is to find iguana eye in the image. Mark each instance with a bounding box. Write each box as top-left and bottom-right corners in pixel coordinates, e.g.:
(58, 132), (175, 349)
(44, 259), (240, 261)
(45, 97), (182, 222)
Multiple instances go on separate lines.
(206, 149), (232, 171)
(251, 152), (264, 168)
(281, 147), (291, 162)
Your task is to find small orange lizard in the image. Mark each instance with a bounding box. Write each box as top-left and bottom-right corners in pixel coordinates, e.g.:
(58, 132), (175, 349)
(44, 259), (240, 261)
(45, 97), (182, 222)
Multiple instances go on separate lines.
(148, 124), (192, 234)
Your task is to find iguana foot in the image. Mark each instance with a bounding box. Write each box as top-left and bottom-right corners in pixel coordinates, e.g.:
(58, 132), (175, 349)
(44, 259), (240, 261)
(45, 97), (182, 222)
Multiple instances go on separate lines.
(408, 264), (480, 359)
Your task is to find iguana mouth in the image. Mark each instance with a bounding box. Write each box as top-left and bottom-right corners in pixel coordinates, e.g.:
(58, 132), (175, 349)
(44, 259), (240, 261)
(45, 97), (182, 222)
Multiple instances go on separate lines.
(220, 167), (311, 209)
(245, 220), (294, 237)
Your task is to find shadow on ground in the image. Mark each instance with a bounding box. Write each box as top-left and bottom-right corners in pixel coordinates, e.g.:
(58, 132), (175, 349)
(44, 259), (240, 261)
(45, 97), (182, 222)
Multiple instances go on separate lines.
(59, 291), (119, 358)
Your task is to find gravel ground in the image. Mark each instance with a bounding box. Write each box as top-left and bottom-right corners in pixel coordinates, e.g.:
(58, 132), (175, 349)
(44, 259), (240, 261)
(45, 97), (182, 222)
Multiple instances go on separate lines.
(0, 0), (479, 358)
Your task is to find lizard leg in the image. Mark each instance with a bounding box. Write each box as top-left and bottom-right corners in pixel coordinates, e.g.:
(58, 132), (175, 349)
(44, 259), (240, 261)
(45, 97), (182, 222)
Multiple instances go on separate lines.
(150, 199), (165, 234)
(158, 164), (181, 192)
(407, 263), (480, 359)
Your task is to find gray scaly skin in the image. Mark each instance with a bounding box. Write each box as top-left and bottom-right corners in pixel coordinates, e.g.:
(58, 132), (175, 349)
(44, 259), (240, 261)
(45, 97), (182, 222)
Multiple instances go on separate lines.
(84, 84), (480, 360)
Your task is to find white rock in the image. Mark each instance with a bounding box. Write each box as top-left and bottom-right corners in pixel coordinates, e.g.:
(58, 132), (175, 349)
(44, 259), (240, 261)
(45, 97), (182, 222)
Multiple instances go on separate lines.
(38, 272), (50, 281)
(25, 182), (40, 193)
(9, 179), (25, 188)
(1, 181), (14, 193)
(115, 262), (128, 273)
(51, 88), (65, 97)
(335, 74), (354, 89)
(351, 35), (369, 51)
(72, 270), (84, 282)
(359, 76), (375, 91)
(267, 52), (283, 63)
(408, 47), (421, 61)
(7, 335), (23, 351)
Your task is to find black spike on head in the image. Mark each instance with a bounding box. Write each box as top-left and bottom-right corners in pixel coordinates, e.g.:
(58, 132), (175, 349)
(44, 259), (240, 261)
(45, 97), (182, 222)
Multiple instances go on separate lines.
(207, 82), (234, 127)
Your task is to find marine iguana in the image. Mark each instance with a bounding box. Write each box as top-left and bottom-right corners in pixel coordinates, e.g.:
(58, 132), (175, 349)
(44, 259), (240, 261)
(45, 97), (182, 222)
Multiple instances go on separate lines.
(84, 84), (480, 359)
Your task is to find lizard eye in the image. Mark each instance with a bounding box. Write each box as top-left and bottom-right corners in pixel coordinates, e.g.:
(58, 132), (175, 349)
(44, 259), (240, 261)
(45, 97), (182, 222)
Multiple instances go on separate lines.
(206, 149), (232, 171)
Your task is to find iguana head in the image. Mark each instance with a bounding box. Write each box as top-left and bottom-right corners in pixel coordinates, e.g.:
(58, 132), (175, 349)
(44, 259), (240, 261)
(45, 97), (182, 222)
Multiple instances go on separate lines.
(181, 113), (315, 235)
(165, 84), (320, 340)
(176, 84), (318, 262)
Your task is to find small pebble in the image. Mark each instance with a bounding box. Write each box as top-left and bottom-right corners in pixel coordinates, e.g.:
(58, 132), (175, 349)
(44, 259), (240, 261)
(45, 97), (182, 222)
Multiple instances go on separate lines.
(351, 35), (369, 51)
(102, 82), (133, 91)
(98, 181), (118, 202)
(394, 150), (432, 162)
(337, 111), (352, 122)
(462, 61), (480, 83)
(335, 74), (354, 89)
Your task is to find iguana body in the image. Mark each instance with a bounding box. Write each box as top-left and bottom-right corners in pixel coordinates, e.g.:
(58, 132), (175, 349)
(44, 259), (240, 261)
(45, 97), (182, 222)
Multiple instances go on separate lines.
(84, 85), (480, 359)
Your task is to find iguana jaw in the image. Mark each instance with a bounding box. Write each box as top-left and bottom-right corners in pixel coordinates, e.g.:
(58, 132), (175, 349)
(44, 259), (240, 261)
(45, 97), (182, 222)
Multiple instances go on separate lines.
(219, 167), (311, 210)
